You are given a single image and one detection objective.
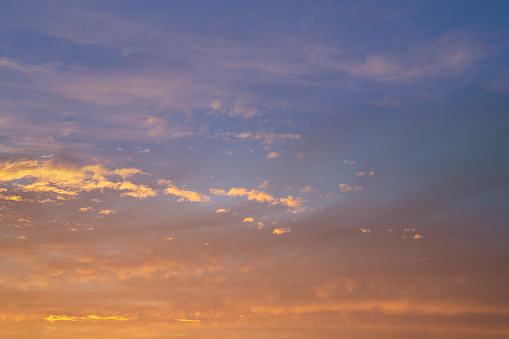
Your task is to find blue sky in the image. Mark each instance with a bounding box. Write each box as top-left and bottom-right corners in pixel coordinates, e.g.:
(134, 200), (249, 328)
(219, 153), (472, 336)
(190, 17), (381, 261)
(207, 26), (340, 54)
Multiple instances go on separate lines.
(1, 1), (509, 338)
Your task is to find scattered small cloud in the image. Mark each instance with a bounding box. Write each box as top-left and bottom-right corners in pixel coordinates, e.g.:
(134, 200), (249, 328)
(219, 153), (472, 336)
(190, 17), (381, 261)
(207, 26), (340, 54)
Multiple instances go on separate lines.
(273, 227), (291, 235)
(339, 184), (363, 192)
(360, 228), (371, 233)
(300, 186), (317, 192)
(266, 151), (283, 159)
(243, 217), (254, 223)
(356, 171), (375, 177)
(215, 208), (229, 213)
(343, 160), (356, 166)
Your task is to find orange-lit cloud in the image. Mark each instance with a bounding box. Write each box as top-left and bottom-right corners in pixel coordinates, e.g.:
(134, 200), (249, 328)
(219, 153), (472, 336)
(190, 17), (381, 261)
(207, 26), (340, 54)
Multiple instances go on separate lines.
(44, 314), (131, 322)
(227, 188), (275, 202)
(209, 188), (227, 195)
(0, 157), (153, 199)
(164, 184), (211, 202)
(273, 227), (291, 235)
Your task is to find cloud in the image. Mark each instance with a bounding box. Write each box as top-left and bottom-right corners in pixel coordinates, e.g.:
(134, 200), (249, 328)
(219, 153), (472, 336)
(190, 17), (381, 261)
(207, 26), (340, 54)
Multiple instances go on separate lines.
(228, 100), (259, 118)
(339, 184), (363, 192)
(59, 121), (80, 136)
(266, 151), (283, 159)
(322, 32), (487, 82)
(243, 217), (254, 223)
(278, 196), (307, 213)
(356, 171), (374, 177)
(0, 157), (154, 199)
(360, 228), (371, 233)
(215, 208), (229, 213)
(44, 314), (131, 322)
(402, 234), (424, 239)
(273, 227), (291, 235)
(246, 189), (274, 203)
(113, 168), (143, 178)
(143, 116), (166, 137)
(232, 132), (301, 145)
(233, 132), (252, 139)
(119, 181), (157, 198)
(209, 188), (227, 196)
(0, 57), (43, 72)
(343, 160), (356, 166)
(0, 195), (23, 201)
(79, 207), (93, 212)
(227, 188), (249, 196)
(174, 318), (200, 322)
(300, 186), (316, 192)
(164, 184), (210, 202)
(226, 188), (275, 203)
(99, 209), (115, 215)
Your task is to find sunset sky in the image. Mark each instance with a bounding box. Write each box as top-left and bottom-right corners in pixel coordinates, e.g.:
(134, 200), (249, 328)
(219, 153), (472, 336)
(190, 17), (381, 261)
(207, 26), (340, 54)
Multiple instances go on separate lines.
(1, 1), (509, 338)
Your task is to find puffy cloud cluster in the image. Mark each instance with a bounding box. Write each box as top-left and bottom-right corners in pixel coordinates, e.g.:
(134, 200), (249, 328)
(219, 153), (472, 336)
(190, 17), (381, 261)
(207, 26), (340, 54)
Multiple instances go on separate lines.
(0, 157), (155, 199)
(210, 186), (307, 213)
(211, 187), (275, 203)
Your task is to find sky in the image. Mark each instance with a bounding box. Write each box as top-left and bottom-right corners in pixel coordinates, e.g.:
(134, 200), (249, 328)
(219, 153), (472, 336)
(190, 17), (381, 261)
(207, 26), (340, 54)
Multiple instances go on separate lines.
(1, 0), (509, 338)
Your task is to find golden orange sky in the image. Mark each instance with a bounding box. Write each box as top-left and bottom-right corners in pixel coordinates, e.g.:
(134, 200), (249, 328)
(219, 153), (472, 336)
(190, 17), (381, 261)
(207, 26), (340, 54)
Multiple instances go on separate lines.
(1, 1), (509, 338)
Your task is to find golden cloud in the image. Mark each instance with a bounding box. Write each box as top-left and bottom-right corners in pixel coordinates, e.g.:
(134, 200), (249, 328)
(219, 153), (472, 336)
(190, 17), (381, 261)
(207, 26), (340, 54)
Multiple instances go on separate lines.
(164, 184), (210, 202)
(44, 314), (131, 322)
(273, 227), (291, 235)
(209, 188), (227, 196)
(0, 157), (153, 199)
